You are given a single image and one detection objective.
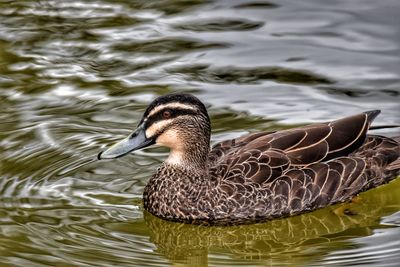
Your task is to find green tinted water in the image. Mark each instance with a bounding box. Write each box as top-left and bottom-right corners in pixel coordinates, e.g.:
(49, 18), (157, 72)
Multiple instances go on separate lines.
(0, 0), (400, 266)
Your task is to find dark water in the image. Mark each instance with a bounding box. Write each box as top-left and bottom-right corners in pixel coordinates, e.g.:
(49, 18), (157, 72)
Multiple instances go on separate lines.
(1, 0), (400, 266)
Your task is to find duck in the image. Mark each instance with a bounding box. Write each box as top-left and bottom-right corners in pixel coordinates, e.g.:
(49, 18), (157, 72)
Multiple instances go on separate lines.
(98, 93), (400, 225)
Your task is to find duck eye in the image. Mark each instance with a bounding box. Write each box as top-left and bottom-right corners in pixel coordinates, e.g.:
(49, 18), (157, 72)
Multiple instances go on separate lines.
(162, 110), (171, 119)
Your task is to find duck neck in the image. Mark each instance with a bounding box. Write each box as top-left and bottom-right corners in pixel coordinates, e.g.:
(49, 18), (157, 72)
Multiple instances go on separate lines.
(165, 139), (210, 173)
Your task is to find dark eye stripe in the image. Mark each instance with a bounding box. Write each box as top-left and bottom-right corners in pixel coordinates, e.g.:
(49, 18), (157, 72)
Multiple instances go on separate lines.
(145, 108), (198, 129)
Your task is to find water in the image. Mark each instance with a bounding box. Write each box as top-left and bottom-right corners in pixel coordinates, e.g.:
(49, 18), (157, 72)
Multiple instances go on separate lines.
(0, 0), (400, 266)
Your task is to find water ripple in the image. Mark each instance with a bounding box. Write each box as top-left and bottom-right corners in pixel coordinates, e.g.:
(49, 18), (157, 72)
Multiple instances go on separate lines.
(0, 0), (400, 266)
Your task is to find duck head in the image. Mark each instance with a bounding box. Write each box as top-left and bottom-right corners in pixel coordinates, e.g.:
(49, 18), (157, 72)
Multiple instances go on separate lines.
(98, 93), (211, 167)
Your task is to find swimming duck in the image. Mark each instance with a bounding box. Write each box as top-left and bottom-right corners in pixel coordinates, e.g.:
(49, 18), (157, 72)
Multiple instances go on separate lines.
(98, 93), (400, 225)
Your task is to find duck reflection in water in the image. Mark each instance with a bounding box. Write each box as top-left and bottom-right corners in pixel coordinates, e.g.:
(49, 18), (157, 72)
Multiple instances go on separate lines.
(129, 181), (399, 266)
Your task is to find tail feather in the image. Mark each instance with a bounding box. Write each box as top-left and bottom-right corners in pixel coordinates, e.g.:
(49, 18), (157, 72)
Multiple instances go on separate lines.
(384, 136), (400, 179)
(387, 159), (400, 172)
(386, 136), (400, 173)
(370, 125), (400, 130)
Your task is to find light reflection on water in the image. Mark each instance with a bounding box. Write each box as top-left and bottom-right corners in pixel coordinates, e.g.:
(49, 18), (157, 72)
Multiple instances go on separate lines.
(0, 0), (400, 266)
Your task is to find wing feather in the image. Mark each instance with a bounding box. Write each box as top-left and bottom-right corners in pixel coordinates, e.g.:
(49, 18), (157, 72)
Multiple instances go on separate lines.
(209, 111), (399, 222)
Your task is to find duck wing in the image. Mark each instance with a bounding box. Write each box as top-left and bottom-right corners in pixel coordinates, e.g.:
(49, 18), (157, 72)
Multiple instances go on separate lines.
(268, 135), (399, 216)
(209, 111), (381, 185)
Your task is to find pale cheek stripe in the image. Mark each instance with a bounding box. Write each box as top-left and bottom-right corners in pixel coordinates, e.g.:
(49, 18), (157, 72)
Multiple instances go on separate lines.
(145, 119), (172, 138)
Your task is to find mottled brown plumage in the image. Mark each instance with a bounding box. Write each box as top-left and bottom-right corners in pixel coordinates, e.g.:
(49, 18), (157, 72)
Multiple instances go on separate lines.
(99, 93), (400, 225)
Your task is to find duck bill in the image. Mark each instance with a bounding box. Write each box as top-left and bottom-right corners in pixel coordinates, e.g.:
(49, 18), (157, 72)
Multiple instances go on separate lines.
(98, 124), (154, 160)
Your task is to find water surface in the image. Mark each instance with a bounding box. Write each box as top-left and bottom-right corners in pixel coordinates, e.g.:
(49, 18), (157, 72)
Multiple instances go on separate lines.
(0, 0), (400, 266)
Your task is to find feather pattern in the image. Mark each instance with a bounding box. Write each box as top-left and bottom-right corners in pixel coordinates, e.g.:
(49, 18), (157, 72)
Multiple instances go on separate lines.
(101, 93), (400, 225)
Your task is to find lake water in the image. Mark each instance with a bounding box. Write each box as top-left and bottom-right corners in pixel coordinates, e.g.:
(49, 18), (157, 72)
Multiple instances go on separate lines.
(1, 0), (400, 266)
